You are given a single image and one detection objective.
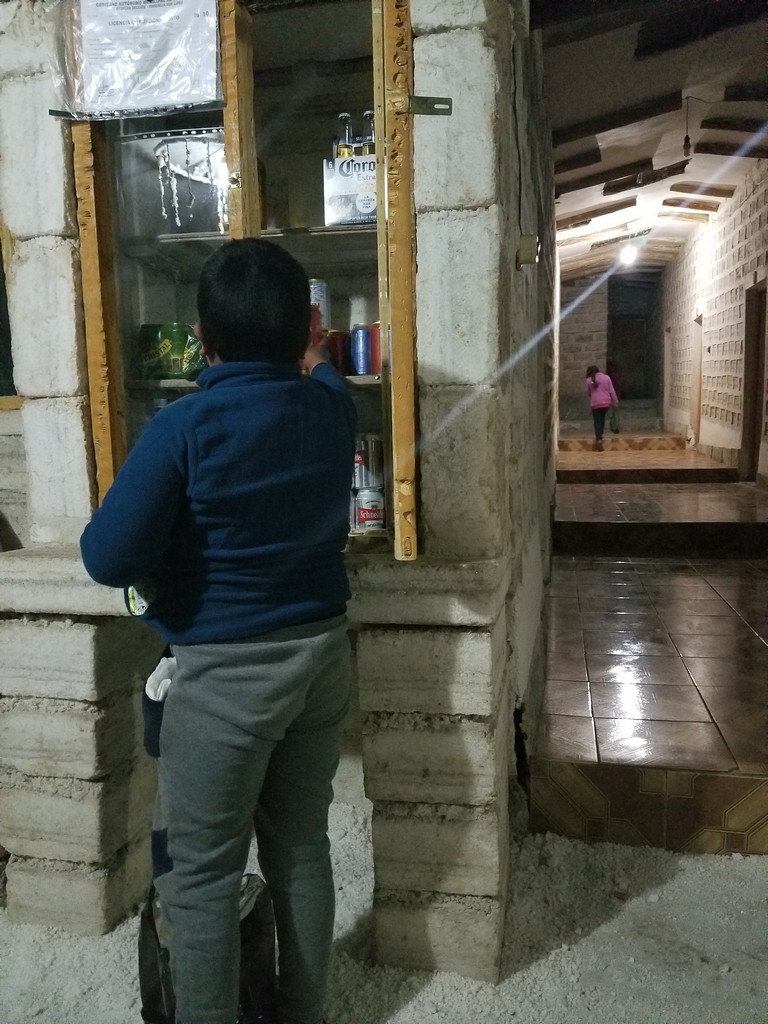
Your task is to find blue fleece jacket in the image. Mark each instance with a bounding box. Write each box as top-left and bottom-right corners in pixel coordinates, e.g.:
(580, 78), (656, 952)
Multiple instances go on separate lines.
(80, 360), (356, 644)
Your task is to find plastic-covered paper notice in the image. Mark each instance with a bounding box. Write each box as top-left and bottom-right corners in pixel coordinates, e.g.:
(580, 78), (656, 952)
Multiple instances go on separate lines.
(49, 0), (222, 120)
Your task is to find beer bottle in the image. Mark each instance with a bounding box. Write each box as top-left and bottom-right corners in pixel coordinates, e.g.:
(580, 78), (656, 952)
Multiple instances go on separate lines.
(336, 113), (354, 158)
(361, 109), (375, 155)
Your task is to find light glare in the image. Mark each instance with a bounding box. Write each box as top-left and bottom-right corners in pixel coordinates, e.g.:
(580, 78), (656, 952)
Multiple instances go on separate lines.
(620, 244), (638, 265)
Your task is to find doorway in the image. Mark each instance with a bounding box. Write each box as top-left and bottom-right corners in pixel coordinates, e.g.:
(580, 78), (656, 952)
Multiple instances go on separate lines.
(739, 279), (767, 481)
(690, 315), (703, 446)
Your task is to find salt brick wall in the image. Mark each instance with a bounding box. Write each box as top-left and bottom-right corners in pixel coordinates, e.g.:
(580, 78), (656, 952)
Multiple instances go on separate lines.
(662, 161), (768, 461)
(558, 277), (608, 406)
(0, 2), (158, 934)
(356, 0), (556, 982)
(0, 0), (558, 972)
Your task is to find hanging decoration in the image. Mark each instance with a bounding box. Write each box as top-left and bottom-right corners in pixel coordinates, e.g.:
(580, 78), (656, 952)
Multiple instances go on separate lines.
(154, 135), (229, 233)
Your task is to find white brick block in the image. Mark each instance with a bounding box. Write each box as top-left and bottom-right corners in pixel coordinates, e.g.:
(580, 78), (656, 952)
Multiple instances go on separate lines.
(357, 617), (506, 715)
(0, 756), (156, 862)
(0, 75), (76, 237)
(5, 833), (151, 935)
(347, 553), (510, 628)
(374, 892), (504, 981)
(411, 0), (488, 32)
(418, 386), (506, 559)
(8, 237), (86, 396)
(0, 547), (128, 617)
(0, 617), (164, 701)
(363, 707), (508, 804)
(414, 30), (497, 211)
(372, 802), (508, 896)
(0, 4), (51, 76)
(21, 398), (96, 543)
(0, 692), (140, 781)
(416, 207), (500, 384)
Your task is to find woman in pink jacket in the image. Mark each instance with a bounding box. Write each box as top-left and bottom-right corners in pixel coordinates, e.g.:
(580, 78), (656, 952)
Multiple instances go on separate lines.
(585, 364), (618, 450)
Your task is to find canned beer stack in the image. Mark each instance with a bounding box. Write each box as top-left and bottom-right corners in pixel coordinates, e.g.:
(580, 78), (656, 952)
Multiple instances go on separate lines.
(350, 432), (385, 531)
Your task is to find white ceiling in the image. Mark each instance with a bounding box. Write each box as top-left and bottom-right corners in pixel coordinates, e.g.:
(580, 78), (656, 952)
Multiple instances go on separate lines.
(537, 2), (767, 280)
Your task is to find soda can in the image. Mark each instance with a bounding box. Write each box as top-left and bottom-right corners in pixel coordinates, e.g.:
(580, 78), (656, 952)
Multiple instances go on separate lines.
(309, 279), (331, 329)
(369, 321), (382, 374)
(353, 434), (368, 490)
(364, 433), (384, 488)
(325, 329), (349, 374)
(350, 324), (371, 375)
(310, 304), (323, 347)
(356, 487), (385, 531)
(182, 331), (206, 380)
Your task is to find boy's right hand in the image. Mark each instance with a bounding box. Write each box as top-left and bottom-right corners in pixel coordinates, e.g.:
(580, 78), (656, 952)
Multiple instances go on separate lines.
(303, 341), (331, 372)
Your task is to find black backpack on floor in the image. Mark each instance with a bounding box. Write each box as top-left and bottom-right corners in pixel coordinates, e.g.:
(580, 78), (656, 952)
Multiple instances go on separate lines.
(138, 872), (277, 1024)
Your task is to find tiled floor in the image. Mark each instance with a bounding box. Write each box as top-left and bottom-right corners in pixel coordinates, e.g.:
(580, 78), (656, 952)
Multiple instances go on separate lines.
(536, 442), (768, 856)
(531, 527), (768, 852)
(554, 482), (768, 523)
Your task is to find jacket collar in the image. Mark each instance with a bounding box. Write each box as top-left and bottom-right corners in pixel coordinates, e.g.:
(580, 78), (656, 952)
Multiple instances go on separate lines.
(196, 361), (302, 390)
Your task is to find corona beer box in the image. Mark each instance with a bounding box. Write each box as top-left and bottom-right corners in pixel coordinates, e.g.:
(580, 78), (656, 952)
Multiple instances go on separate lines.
(322, 156), (377, 226)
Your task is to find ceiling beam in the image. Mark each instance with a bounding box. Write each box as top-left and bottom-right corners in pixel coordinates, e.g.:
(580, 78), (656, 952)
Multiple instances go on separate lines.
(635, 2), (765, 60)
(602, 159), (690, 196)
(659, 212), (711, 223)
(723, 82), (768, 102)
(553, 92), (681, 147)
(694, 140), (768, 159)
(556, 197), (637, 231)
(662, 197), (720, 213)
(556, 158), (654, 196)
(701, 116), (767, 134)
(590, 228), (651, 251)
(669, 182), (735, 198)
(531, 0), (712, 29)
(554, 147), (602, 175)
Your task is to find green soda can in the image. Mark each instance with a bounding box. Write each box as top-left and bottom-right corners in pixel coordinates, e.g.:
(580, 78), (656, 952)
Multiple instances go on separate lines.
(182, 328), (207, 380)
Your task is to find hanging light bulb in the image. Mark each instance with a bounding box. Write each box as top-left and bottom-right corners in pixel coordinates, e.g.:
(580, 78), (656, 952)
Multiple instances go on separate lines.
(620, 244), (638, 265)
(683, 96), (691, 158)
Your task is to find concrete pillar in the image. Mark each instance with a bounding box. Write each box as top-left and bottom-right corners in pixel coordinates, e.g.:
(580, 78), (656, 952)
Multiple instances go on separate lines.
(349, 0), (555, 982)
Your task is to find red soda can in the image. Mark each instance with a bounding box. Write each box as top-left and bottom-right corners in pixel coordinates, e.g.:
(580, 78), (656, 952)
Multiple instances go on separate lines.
(310, 304), (323, 347)
(369, 321), (382, 373)
(325, 329), (349, 374)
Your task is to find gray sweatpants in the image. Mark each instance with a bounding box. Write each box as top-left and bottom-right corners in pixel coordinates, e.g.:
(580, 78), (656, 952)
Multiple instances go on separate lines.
(154, 614), (351, 1024)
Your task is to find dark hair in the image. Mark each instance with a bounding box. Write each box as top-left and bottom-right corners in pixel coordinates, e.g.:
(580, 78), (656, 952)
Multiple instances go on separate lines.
(197, 238), (310, 362)
(586, 364), (599, 382)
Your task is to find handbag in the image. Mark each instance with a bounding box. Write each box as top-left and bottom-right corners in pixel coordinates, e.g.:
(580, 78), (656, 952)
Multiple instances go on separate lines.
(609, 406), (620, 434)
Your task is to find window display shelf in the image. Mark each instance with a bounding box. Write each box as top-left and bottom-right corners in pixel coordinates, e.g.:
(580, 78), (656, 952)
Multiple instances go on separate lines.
(122, 234), (227, 282)
(126, 375), (380, 392)
(127, 379), (200, 391)
(122, 225), (377, 281)
(261, 225), (378, 275)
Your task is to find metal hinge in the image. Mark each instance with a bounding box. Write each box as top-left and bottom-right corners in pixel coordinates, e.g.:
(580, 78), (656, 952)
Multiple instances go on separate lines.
(408, 96), (452, 116)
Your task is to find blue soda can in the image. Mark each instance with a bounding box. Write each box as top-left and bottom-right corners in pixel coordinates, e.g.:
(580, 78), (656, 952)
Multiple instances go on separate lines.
(350, 324), (371, 375)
